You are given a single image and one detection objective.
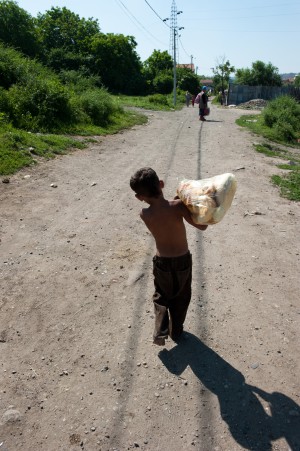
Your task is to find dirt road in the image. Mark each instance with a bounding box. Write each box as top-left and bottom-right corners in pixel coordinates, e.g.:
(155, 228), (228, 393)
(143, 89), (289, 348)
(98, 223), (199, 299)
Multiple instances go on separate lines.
(0, 103), (299, 451)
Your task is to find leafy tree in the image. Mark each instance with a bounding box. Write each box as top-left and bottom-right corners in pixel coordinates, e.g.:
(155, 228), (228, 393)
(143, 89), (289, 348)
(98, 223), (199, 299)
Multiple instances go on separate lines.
(0, 0), (39, 57)
(143, 50), (173, 79)
(91, 33), (145, 94)
(235, 61), (282, 87)
(177, 68), (200, 95)
(153, 73), (173, 94)
(212, 57), (235, 93)
(46, 47), (91, 72)
(36, 7), (100, 69)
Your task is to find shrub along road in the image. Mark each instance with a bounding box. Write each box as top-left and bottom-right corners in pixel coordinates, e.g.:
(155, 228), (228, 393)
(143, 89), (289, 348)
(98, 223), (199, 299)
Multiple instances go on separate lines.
(0, 104), (299, 450)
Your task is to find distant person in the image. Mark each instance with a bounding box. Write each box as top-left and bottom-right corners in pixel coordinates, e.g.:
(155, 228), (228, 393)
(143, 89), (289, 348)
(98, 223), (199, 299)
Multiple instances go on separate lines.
(185, 91), (191, 107)
(195, 86), (208, 121)
(191, 94), (196, 107)
(130, 167), (208, 346)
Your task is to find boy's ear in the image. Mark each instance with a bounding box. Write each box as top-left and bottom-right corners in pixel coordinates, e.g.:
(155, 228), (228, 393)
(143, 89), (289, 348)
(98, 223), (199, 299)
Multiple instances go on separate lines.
(159, 180), (164, 189)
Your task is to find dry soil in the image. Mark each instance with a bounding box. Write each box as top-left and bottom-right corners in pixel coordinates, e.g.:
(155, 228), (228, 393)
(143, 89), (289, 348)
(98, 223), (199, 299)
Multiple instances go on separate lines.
(0, 103), (299, 451)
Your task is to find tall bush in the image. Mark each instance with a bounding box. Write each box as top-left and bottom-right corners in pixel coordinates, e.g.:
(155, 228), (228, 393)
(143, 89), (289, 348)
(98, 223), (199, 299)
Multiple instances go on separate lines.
(263, 95), (300, 142)
(77, 88), (118, 126)
(7, 76), (73, 131)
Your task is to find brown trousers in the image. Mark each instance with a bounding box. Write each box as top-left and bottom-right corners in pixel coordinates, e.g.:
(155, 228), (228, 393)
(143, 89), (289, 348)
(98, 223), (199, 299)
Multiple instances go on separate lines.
(152, 252), (192, 341)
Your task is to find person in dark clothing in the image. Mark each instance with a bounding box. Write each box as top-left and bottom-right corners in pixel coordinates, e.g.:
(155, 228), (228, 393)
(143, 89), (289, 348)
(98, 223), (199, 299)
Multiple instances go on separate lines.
(195, 86), (208, 121)
(130, 168), (208, 345)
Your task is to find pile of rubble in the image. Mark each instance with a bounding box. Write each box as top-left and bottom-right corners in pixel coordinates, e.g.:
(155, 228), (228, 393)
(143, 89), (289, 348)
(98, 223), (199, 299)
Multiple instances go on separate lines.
(235, 99), (268, 110)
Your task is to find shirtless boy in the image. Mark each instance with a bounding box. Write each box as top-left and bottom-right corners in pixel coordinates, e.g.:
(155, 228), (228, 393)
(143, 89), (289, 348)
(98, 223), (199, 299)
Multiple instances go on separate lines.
(130, 167), (207, 346)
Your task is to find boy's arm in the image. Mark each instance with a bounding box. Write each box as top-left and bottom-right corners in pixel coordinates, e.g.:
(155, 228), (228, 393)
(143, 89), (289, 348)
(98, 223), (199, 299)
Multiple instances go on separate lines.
(179, 201), (208, 230)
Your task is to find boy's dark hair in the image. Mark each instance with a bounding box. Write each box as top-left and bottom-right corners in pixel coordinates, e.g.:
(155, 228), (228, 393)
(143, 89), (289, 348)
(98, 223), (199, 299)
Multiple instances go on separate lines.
(130, 167), (161, 198)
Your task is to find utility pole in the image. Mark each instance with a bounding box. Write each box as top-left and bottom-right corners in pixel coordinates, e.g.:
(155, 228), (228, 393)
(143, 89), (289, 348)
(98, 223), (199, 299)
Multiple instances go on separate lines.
(168, 1), (183, 106)
(173, 27), (177, 106)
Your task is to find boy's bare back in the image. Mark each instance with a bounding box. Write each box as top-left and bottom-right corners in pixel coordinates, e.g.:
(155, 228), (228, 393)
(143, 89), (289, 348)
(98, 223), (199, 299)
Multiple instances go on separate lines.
(141, 198), (191, 257)
(130, 168), (207, 258)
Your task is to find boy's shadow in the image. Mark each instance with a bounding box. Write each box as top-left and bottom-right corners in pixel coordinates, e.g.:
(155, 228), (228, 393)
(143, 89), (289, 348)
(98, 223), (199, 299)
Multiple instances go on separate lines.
(159, 333), (300, 451)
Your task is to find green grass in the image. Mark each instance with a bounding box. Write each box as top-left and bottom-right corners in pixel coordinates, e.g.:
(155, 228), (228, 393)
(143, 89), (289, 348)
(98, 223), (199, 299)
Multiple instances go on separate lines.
(0, 124), (88, 175)
(68, 109), (147, 135)
(236, 113), (300, 146)
(115, 94), (182, 111)
(253, 142), (300, 201)
(272, 171), (300, 201)
(237, 96), (300, 201)
(0, 90), (177, 176)
(0, 109), (147, 175)
(254, 143), (290, 159)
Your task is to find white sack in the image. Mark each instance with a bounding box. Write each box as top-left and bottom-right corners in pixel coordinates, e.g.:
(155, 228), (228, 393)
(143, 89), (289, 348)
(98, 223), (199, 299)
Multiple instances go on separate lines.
(177, 173), (237, 225)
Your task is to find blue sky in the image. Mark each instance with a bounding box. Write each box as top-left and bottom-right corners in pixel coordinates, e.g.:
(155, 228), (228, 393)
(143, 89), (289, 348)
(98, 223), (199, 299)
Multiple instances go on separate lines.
(16, 0), (299, 75)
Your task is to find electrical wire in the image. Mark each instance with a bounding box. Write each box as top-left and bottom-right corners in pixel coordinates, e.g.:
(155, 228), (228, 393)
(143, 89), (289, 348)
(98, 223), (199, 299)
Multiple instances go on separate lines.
(144, 0), (170, 27)
(114, 0), (167, 46)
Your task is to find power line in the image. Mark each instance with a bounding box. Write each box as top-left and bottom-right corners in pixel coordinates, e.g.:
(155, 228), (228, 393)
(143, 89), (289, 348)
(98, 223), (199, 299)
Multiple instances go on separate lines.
(144, 0), (170, 27)
(178, 36), (190, 59)
(114, 0), (167, 47)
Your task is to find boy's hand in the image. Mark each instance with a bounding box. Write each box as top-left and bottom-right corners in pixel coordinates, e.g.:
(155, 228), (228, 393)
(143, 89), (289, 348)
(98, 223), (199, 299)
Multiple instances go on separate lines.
(180, 202), (208, 230)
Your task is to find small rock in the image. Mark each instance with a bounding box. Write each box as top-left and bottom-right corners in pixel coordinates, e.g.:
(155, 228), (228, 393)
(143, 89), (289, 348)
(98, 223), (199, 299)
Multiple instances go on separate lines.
(91, 182), (97, 186)
(2, 409), (22, 424)
(2, 178), (10, 184)
(250, 362), (259, 369)
(50, 183), (58, 188)
(24, 175), (31, 179)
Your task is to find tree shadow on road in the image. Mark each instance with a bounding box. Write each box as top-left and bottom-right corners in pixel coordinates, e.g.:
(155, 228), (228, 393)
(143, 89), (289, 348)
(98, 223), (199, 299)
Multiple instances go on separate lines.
(158, 332), (300, 451)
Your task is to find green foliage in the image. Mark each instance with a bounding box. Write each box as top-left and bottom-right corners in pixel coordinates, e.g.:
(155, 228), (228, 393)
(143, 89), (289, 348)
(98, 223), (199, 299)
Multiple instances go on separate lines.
(0, 122), (87, 175)
(0, 0), (39, 57)
(46, 47), (90, 72)
(114, 94), (178, 111)
(59, 70), (102, 93)
(262, 96), (300, 142)
(91, 33), (145, 95)
(252, 142), (300, 201)
(148, 94), (169, 105)
(77, 88), (119, 126)
(235, 61), (282, 87)
(294, 75), (300, 87)
(152, 73), (173, 94)
(0, 43), (46, 89)
(177, 68), (200, 94)
(212, 57), (235, 93)
(254, 143), (290, 159)
(6, 75), (73, 131)
(272, 171), (300, 201)
(36, 6), (100, 55)
(237, 96), (300, 145)
(143, 50), (173, 78)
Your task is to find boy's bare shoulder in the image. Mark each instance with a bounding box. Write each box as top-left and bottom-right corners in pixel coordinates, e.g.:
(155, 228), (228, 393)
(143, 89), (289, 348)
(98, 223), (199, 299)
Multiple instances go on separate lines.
(170, 198), (188, 212)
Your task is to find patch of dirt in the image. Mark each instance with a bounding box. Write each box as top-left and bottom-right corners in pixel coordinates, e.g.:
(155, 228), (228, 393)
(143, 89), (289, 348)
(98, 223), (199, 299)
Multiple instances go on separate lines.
(0, 104), (299, 450)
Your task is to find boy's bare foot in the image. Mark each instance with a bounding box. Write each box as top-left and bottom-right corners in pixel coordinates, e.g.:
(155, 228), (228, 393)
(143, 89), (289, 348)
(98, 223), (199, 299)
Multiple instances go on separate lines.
(153, 337), (166, 346)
